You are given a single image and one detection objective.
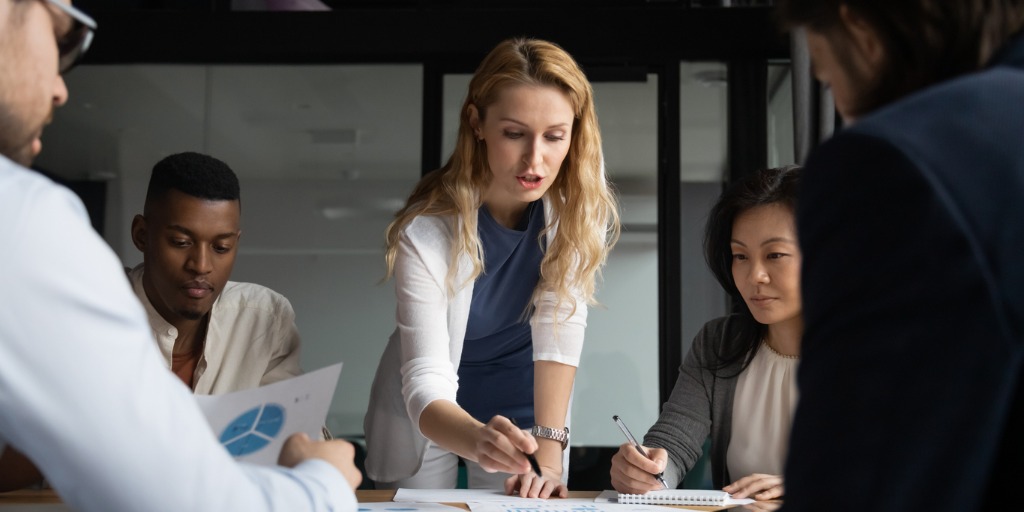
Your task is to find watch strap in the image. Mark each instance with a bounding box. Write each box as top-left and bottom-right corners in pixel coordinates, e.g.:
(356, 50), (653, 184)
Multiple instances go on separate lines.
(531, 425), (570, 450)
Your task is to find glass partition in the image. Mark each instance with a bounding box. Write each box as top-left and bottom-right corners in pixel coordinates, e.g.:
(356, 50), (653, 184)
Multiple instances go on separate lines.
(441, 74), (662, 446)
(38, 64), (424, 438)
(679, 61), (729, 356)
(768, 61), (796, 167)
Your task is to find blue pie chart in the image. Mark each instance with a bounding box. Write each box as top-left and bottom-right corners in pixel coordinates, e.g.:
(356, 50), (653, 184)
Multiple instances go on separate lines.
(219, 403), (286, 456)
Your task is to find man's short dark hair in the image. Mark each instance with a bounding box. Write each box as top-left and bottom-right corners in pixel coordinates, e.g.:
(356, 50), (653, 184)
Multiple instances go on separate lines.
(144, 152), (240, 209)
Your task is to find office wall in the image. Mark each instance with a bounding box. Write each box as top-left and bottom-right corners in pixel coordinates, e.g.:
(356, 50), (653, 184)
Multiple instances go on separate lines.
(38, 62), (733, 446)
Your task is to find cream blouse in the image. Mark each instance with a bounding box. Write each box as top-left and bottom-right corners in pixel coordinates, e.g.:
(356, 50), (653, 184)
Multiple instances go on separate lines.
(726, 341), (800, 479)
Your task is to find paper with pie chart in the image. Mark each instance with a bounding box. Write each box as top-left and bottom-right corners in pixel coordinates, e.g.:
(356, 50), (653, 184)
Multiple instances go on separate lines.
(195, 362), (343, 466)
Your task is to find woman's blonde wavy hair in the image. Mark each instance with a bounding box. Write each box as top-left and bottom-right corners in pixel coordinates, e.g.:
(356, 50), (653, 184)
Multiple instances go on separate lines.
(384, 37), (620, 321)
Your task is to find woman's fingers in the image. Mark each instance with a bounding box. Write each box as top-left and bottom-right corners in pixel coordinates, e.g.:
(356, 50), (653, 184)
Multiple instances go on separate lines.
(610, 444), (665, 494)
(477, 416), (533, 474)
(505, 472), (568, 499)
(755, 482), (784, 501)
(723, 473), (784, 500)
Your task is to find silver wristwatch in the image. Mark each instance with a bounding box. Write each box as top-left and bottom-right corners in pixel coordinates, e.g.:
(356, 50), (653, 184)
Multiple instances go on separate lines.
(531, 425), (570, 450)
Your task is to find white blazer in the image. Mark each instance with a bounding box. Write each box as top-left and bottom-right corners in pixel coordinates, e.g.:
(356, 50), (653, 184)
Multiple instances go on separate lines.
(363, 201), (587, 483)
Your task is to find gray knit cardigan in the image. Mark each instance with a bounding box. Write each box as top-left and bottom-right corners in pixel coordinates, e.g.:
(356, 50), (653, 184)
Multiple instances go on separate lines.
(642, 314), (755, 489)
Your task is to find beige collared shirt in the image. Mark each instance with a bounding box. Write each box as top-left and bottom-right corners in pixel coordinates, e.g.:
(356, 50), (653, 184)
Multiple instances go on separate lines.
(128, 264), (303, 395)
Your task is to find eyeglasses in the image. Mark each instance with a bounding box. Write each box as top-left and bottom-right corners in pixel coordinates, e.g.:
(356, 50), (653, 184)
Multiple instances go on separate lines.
(42, 0), (97, 74)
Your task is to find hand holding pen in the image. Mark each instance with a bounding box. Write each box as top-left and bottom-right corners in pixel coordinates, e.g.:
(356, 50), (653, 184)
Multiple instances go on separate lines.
(506, 418), (567, 499)
(510, 418), (543, 478)
(611, 415), (670, 492)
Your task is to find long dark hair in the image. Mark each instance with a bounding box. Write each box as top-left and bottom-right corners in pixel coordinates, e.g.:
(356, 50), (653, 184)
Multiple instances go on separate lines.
(702, 165), (801, 377)
(776, 0), (1024, 118)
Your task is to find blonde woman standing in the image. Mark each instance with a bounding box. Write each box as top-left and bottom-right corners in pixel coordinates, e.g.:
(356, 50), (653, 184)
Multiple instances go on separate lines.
(364, 38), (619, 499)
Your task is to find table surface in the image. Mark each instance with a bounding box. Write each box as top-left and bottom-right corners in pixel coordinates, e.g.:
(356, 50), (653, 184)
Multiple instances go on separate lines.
(0, 488), (771, 511)
(357, 489), (757, 511)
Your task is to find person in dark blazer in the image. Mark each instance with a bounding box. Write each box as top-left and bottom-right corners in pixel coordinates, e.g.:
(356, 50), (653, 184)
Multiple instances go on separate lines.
(775, 1), (1024, 511)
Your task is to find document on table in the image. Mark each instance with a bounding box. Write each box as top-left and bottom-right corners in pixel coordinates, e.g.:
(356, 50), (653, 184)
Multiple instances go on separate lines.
(466, 502), (701, 512)
(194, 362), (342, 466)
(357, 503), (463, 512)
(392, 489), (698, 512)
(0, 506), (72, 511)
(393, 489), (542, 503)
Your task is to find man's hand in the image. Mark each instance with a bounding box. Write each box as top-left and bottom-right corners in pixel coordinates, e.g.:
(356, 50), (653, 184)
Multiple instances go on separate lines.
(278, 432), (362, 490)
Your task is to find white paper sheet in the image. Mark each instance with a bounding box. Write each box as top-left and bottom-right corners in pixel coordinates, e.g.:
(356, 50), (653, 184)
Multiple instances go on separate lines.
(357, 502), (464, 512)
(0, 506), (72, 511)
(391, 490), (693, 512)
(393, 489), (543, 503)
(467, 500), (699, 512)
(194, 362), (342, 466)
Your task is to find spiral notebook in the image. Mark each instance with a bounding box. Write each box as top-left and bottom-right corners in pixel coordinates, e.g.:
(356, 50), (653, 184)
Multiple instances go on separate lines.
(597, 489), (755, 506)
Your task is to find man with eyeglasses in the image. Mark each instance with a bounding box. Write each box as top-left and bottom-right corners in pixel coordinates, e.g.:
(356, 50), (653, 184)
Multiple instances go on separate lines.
(0, 2), (361, 510)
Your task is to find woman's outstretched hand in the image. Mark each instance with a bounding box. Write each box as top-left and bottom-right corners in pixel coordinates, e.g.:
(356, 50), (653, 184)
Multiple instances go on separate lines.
(504, 468), (568, 499)
(472, 415), (566, 498)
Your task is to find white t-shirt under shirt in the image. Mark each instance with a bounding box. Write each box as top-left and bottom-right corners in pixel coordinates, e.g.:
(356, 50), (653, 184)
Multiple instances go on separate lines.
(127, 264), (303, 394)
(727, 341), (800, 479)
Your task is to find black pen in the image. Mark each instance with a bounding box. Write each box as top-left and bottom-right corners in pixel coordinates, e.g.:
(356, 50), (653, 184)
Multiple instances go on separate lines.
(613, 415), (669, 489)
(511, 418), (543, 478)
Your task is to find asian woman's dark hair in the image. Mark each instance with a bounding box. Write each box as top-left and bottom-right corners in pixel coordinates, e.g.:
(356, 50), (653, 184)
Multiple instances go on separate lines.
(702, 165), (802, 377)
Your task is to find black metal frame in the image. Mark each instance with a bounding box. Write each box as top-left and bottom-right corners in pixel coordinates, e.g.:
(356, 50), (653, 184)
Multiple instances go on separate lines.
(656, 60), (683, 404)
(726, 60), (768, 183)
(82, 6), (786, 64)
